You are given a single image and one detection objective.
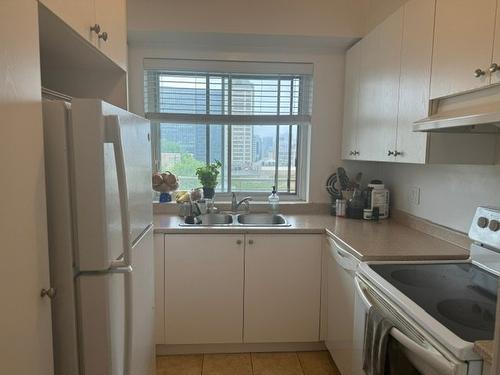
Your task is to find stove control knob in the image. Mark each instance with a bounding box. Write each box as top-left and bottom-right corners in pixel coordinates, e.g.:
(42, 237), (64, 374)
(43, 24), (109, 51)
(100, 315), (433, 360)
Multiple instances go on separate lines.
(489, 220), (499, 232)
(477, 217), (489, 228)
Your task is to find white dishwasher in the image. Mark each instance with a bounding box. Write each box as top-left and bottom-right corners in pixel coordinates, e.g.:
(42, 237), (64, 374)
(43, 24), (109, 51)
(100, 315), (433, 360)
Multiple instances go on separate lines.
(325, 236), (359, 375)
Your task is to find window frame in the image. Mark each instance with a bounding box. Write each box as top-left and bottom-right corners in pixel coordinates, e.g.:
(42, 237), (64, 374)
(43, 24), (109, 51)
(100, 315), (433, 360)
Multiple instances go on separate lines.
(146, 65), (312, 202)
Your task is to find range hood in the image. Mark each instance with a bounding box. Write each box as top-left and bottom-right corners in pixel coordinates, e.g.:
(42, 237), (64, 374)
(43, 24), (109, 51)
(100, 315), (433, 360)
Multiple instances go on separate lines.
(414, 85), (500, 133)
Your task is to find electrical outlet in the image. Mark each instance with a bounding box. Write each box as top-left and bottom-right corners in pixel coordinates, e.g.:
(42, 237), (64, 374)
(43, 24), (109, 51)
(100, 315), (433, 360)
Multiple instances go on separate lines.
(409, 186), (421, 206)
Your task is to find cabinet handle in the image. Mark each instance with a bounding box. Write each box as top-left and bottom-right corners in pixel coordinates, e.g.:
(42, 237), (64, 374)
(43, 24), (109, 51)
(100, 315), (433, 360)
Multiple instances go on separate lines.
(90, 24), (101, 34)
(248, 239), (254, 245)
(490, 63), (499, 73)
(41, 287), (57, 300)
(394, 151), (402, 156)
(474, 68), (486, 78)
(387, 150), (395, 156)
(98, 31), (108, 42)
(236, 239), (242, 245)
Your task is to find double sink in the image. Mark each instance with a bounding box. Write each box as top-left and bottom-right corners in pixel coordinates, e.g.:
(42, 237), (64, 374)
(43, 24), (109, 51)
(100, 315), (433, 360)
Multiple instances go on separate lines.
(180, 213), (290, 227)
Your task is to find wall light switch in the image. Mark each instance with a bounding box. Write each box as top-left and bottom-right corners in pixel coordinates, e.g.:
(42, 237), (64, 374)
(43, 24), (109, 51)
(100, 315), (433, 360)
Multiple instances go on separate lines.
(409, 186), (421, 206)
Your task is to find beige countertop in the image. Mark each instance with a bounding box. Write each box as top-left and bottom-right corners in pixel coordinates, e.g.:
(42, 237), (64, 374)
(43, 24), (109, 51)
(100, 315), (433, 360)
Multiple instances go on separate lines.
(474, 341), (493, 365)
(154, 214), (470, 261)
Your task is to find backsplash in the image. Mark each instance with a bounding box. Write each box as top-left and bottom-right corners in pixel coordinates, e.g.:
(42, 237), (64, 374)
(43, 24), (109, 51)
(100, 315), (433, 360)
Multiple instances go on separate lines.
(347, 161), (500, 233)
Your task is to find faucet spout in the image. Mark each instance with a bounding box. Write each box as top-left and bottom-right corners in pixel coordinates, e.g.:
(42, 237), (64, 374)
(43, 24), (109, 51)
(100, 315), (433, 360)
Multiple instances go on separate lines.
(231, 193), (253, 213)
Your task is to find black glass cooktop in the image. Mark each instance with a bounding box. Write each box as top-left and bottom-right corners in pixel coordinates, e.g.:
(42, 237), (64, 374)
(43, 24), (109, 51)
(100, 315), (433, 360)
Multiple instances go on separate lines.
(370, 263), (498, 342)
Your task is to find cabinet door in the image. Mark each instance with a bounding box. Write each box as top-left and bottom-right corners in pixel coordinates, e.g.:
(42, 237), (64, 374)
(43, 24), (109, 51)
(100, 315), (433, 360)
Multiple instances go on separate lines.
(341, 42), (361, 160)
(0, 2), (54, 374)
(357, 9), (403, 162)
(40, 0), (97, 45)
(164, 234), (244, 344)
(95, 0), (128, 70)
(431, 0), (497, 99)
(491, 4), (500, 85)
(244, 235), (322, 343)
(395, 0), (434, 164)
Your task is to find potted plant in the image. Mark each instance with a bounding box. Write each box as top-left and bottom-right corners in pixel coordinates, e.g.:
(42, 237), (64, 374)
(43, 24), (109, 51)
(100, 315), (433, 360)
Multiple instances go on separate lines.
(195, 160), (222, 199)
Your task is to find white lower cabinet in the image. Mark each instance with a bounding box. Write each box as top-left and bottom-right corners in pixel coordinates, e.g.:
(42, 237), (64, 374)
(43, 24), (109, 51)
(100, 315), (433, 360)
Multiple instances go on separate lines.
(156, 233), (323, 346)
(163, 234), (245, 344)
(243, 234), (322, 343)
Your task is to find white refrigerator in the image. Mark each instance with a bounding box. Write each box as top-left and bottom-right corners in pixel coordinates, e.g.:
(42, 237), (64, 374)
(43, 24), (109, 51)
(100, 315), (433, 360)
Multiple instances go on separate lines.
(42, 98), (155, 375)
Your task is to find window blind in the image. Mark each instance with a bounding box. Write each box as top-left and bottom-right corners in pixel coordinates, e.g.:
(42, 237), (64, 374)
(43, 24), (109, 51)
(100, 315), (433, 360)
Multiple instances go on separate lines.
(144, 59), (313, 125)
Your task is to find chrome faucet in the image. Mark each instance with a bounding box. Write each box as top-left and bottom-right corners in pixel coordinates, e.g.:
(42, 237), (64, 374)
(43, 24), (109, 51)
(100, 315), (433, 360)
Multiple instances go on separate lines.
(231, 193), (252, 213)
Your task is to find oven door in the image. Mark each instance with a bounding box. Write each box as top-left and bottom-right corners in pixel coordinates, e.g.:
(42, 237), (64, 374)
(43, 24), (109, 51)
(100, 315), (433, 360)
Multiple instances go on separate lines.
(353, 276), (470, 375)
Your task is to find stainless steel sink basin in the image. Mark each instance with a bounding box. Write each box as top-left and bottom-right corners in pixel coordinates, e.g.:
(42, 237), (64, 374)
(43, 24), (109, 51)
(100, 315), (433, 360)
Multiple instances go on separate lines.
(179, 213), (290, 227)
(180, 213), (233, 226)
(236, 214), (290, 226)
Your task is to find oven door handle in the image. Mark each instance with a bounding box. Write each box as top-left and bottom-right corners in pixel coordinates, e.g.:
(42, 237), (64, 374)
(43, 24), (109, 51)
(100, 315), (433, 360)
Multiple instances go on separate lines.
(354, 278), (460, 375)
(390, 328), (459, 375)
(354, 276), (373, 309)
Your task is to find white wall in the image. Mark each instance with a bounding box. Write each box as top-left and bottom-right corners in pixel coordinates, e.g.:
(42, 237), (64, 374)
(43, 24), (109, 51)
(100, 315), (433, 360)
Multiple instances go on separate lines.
(128, 41), (346, 203)
(127, 0), (367, 40)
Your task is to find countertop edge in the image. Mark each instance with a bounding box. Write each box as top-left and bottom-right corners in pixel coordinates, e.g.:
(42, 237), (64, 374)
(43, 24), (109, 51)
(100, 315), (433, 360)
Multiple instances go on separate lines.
(474, 341), (493, 365)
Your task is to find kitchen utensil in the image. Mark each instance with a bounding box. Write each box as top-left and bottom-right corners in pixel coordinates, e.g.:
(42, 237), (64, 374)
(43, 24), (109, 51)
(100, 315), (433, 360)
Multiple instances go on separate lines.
(337, 167), (350, 191)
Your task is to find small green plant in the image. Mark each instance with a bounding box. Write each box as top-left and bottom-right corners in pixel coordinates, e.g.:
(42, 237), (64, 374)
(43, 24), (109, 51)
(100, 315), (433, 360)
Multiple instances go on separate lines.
(195, 160), (223, 188)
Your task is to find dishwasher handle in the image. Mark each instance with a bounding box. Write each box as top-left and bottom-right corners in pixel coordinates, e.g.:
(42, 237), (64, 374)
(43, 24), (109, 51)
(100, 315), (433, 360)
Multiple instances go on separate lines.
(326, 236), (358, 272)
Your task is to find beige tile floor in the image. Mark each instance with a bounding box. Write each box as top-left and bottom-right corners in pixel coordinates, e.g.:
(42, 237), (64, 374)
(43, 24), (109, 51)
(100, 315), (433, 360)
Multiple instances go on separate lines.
(157, 351), (341, 375)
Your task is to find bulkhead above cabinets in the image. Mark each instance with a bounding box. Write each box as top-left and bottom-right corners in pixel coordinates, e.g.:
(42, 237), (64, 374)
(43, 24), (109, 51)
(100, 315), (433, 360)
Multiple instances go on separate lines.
(341, 0), (498, 165)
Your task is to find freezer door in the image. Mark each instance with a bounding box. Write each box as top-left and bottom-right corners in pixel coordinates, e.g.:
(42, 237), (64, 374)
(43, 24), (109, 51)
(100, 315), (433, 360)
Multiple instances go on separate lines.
(70, 100), (152, 271)
(77, 271), (127, 375)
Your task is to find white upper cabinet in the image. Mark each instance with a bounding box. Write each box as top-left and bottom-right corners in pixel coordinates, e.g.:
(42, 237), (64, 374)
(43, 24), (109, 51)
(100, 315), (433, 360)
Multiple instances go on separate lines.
(491, 4), (500, 85)
(357, 8), (403, 162)
(341, 0), (497, 165)
(341, 42), (361, 160)
(356, 29), (382, 161)
(40, 0), (127, 71)
(394, 0), (435, 164)
(40, 0), (97, 45)
(95, 0), (128, 70)
(430, 0), (497, 99)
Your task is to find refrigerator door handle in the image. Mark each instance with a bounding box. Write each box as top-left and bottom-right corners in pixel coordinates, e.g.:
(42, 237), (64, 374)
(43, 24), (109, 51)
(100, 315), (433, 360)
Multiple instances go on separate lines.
(104, 115), (133, 375)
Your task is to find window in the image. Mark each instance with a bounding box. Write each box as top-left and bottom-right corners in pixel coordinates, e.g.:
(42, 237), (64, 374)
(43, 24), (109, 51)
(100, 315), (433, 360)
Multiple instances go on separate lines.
(144, 59), (313, 199)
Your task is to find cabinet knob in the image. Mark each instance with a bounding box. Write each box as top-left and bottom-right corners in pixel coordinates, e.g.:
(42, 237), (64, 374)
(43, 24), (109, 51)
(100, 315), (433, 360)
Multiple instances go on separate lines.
(387, 150), (395, 156)
(90, 24), (101, 34)
(41, 287), (57, 300)
(394, 151), (402, 156)
(349, 151), (355, 156)
(248, 239), (254, 245)
(489, 63), (499, 73)
(236, 239), (242, 245)
(98, 32), (108, 42)
(474, 68), (486, 78)
(355, 150), (360, 156)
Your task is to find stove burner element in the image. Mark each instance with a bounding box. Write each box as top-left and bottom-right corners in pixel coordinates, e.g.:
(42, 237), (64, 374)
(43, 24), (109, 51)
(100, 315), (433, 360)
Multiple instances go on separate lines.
(390, 269), (448, 288)
(437, 298), (495, 332)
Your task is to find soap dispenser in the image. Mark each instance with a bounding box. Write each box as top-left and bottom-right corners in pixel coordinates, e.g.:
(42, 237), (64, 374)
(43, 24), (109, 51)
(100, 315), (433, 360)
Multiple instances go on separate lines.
(268, 186), (279, 214)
